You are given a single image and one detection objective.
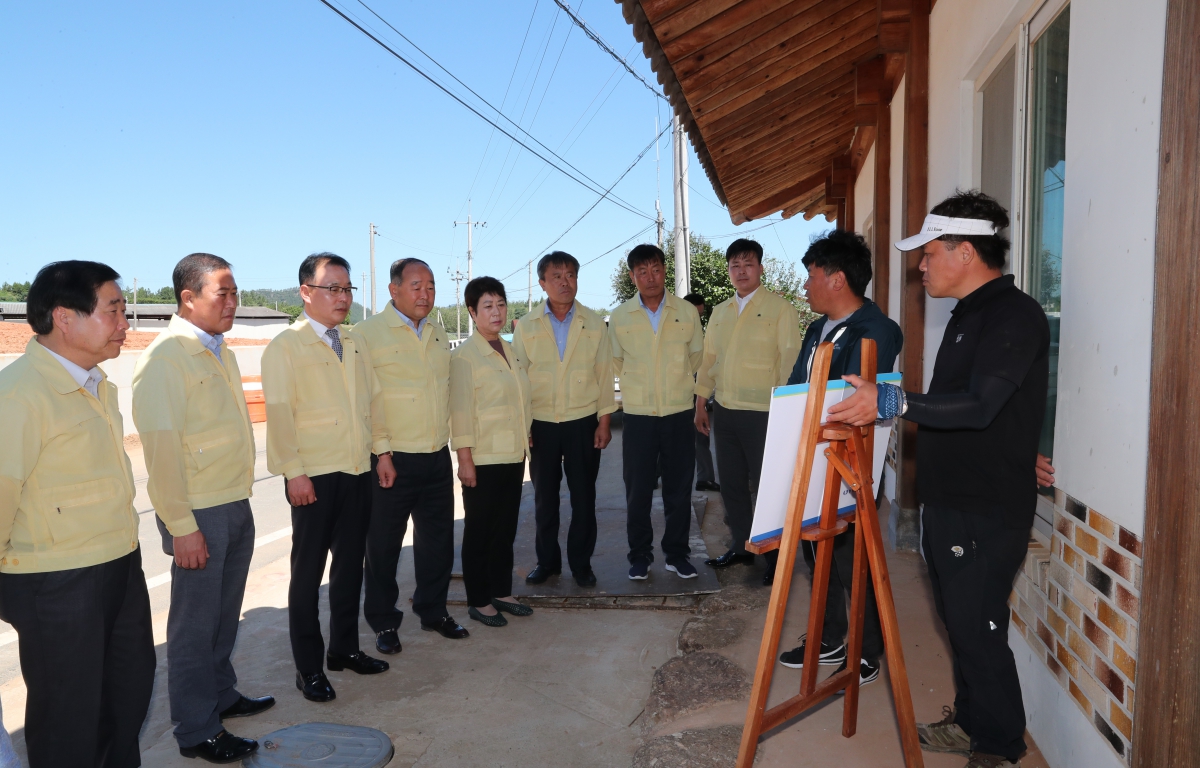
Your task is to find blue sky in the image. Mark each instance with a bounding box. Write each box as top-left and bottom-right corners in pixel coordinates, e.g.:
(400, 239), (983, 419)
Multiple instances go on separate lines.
(1, 0), (832, 310)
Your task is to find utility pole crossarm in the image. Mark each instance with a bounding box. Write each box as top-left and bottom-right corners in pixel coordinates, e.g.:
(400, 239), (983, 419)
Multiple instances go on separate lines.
(454, 199), (486, 336)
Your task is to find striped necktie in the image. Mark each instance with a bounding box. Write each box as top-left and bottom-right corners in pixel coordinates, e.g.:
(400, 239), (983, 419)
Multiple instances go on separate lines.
(325, 328), (343, 362)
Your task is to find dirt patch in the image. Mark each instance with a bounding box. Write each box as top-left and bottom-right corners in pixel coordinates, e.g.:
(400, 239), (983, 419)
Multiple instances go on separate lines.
(644, 652), (750, 731)
(697, 584), (770, 615)
(678, 613), (747, 653)
(0, 322), (268, 353)
(632, 725), (755, 768)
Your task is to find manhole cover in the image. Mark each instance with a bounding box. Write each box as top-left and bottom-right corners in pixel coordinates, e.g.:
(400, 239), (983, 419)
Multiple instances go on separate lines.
(244, 723), (394, 768)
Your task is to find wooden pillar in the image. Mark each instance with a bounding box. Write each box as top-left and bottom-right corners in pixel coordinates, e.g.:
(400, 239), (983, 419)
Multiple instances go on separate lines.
(897, 0), (929, 515)
(874, 97), (892, 315)
(1132, 1), (1200, 764)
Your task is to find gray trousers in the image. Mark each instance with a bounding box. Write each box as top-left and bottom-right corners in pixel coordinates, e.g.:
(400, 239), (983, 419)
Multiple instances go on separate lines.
(157, 499), (255, 747)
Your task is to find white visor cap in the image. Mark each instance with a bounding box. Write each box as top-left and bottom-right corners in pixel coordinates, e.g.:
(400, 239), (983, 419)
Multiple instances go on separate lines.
(894, 214), (1000, 252)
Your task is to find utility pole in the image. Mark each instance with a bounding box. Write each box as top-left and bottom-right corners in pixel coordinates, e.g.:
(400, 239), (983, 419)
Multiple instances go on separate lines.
(528, 261), (533, 311)
(454, 200), (486, 335)
(132, 278), (139, 331)
(368, 223), (377, 317)
(447, 265), (467, 340)
(655, 114), (665, 250)
(672, 113), (691, 296)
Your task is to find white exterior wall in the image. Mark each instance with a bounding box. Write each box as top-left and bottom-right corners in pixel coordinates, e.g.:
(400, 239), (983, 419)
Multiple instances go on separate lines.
(1053, 0), (1166, 535)
(924, 0), (1165, 533)
(0, 345), (267, 436)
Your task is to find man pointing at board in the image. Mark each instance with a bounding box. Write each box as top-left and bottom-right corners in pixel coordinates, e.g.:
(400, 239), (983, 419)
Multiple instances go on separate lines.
(828, 191), (1054, 768)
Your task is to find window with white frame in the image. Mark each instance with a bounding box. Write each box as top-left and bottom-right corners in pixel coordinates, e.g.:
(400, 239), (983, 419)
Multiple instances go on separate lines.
(1026, 4), (1070, 478)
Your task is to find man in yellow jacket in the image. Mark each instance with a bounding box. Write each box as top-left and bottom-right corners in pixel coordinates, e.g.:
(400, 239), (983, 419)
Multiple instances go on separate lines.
(356, 258), (469, 649)
(0, 261), (155, 767)
(512, 252), (616, 588)
(694, 239), (802, 585)
(132, 253), (274, 763)
(610, 245), (705, 581)
(262, 253), (396, 703)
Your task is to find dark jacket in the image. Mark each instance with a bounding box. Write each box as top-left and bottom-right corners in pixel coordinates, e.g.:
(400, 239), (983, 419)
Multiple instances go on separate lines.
(787, 299), (903, 385)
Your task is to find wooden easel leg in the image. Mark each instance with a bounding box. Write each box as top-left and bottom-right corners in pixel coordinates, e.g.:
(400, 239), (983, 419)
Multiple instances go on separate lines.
(851, 433), (924, 767)
(842, 490), (869, 737)
(735, 501), (806, 767)
(801, 461), (842, 696)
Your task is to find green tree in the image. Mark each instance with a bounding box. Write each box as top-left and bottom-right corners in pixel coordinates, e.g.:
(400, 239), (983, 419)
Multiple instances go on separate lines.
(611, 233), (818, 332)
(0, 282), (32, 302)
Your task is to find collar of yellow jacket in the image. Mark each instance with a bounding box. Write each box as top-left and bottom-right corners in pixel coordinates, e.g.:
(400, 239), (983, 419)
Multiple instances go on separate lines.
(164, 313), (225, 358)
(466, 330), (509, 359)
(722, 286), (771, 312)
(24, 336), (109, 395)
(622, 291), (683, 319)
(293, 315), (346, 347)
(532, 299), (588, 327)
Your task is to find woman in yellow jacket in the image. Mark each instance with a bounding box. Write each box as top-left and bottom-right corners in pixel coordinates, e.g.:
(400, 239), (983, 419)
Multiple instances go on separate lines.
(450, 277), (533, 627)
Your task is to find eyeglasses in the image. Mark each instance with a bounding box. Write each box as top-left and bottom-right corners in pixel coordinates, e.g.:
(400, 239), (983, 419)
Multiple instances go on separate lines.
(304, 284), (357, 295)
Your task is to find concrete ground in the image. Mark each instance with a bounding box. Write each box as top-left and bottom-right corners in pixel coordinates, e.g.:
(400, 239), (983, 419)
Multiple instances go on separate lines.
(0, 420), (1049, 767)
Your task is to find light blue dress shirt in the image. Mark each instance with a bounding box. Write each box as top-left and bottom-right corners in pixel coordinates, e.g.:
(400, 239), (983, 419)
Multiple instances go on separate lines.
(638, 293), (665, 334)
(544, 302), (576, 361)
(178, 315), (225, 366)
(393, 304), (428, 339)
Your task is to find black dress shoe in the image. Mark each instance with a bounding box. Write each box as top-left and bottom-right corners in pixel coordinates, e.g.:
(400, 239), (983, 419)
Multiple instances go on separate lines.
(705, 549), (755, 568)
(296, 671), (335, 702)
(327, 650), (389, 675)
(696, 481), (722, 492)
(375, 628), (402, 655)
(762, 562), (777, 586)
(525, 564), (561, 584)
(421, 615), (470, 639)
(219, 694), (275, 720)
(574, 569), (597, 588)
(180, 730), (258, 763)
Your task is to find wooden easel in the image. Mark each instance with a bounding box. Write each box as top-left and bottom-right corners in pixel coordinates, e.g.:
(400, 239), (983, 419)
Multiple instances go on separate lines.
(735, 339), (923, 768)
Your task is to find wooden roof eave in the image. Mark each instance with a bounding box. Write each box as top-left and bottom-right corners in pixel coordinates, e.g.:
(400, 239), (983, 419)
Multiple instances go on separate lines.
(619, 0), (729, 209)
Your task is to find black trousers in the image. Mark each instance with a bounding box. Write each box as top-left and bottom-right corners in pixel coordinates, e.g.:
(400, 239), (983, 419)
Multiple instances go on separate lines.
(624, 410), (694, 564)
(288, 470), (371, 675)
(802, 527), (884, 663)
(694, 396), (716, 485)
(0, 550), (155, 768)
(461, 461), (526, 607)
(712, 402), (769, 555)
(157, 500), (255, 748)
(364, 449), (454, 628)
(529, 414), (601, 574)
(923, 504), (1030, 760)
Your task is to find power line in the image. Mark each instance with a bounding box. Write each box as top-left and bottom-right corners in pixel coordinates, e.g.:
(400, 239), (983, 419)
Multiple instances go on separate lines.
(501, 222), (656, 290)
(464, 1), (539, 202)
(330, 0), (653, 221)
(534, 123), (668, 256)
(550, 0), (667, 101)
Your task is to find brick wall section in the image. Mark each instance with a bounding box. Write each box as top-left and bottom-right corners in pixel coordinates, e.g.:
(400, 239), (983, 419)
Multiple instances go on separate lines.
(1008, 490), (1142, 764)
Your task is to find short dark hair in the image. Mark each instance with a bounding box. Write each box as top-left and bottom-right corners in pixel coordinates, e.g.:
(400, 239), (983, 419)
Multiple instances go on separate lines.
(929, 190), (1011, 270)
(390, 258), (433, 284)
(465, 276), (507, 311)
(173, 253), (232, 304)
(627, 244), (665, 271)
(27, 260), (122, 335)
(725, 238), (763, 263)
(537, 251), (580, 280)
(801, 230), (873, 297)
(683, 293), (705, 307)
(299, 252), (351, 286)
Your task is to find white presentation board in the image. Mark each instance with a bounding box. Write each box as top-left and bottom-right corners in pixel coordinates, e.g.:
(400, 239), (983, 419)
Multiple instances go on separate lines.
(748, 373), (900, 545)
